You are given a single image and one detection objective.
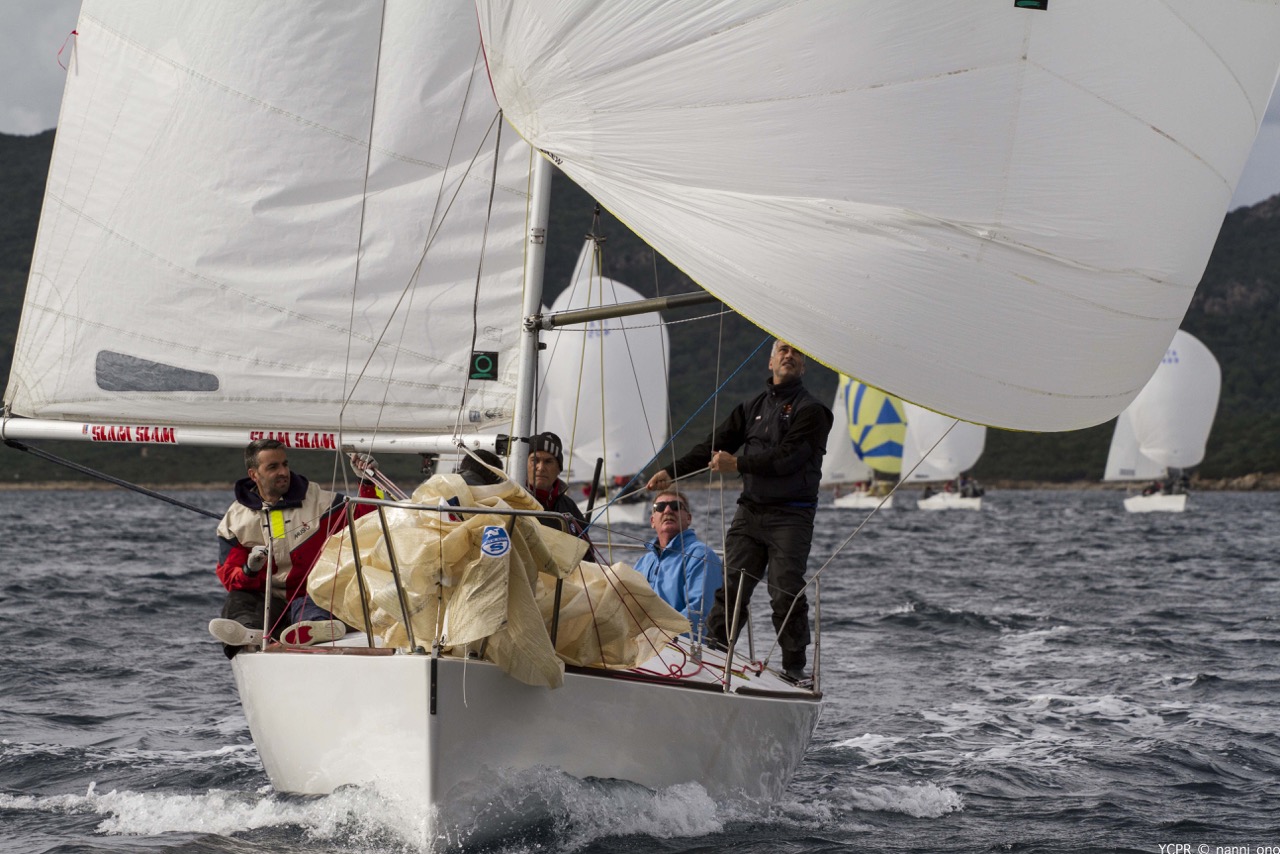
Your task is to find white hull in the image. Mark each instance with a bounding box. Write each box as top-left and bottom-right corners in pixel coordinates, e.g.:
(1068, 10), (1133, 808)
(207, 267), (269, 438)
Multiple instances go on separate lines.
(832, 492), (894, 510)
(917, 493), (982, 511)
(581, 499), (649, 527)
(1124, 492), (1188, 513)
(231, 639), (819, 837)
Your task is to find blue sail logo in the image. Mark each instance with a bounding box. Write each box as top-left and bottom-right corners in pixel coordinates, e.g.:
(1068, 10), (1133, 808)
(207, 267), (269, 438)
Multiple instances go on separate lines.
(481, 525), (511, 557)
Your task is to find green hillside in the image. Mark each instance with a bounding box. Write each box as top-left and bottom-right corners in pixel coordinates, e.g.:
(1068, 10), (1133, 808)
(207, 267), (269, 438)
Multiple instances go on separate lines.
(2, 129), (1277, 486)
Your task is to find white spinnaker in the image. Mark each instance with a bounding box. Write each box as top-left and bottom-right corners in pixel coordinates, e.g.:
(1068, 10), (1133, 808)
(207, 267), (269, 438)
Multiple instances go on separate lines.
(6, 1), (531, 435)
(821, 376), (873, 485)
(477, 1), (1280, 431)
(900, 403), (986, 484)
(1120, 329), (1221, 473)
(538, 241), (670, 483)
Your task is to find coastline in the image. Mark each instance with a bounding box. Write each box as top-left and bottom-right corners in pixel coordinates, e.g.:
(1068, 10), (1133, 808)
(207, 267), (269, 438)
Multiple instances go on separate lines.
(3, 473), (1279, 493)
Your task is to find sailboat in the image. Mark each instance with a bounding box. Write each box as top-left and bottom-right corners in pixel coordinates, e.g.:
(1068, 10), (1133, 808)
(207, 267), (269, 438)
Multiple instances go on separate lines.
(1, 2), (816, 841)
(7, 0), (1280, 843)
(900, 403), (988, 511)
(538, 239), (669, 530)
(1102, 329), (1222, 513)
(822, 375), (904, 510)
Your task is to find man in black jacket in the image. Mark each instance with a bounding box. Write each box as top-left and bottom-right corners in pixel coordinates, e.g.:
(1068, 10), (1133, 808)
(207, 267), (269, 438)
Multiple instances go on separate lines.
(646, 340), (833, 682)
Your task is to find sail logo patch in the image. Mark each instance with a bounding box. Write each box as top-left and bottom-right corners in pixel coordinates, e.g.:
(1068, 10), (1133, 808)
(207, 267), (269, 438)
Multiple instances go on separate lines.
(471, 351), (499, 381)
(481, 525), (510, 557)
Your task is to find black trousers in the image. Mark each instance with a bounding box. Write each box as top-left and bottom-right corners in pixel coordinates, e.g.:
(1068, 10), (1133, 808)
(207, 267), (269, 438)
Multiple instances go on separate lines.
(706, 502), (815, 671)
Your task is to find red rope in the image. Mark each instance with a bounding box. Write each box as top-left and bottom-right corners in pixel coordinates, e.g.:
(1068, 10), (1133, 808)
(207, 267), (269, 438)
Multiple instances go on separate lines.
(57, 30), (77, 71)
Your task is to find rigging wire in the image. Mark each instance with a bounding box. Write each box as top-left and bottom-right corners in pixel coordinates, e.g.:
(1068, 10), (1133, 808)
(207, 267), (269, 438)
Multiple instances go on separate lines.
(2, 440), (220, 520)
(335, 0), (390, 491)
(331, 39), (505, 491)
(756, 418), (964, 671)
(579, 338), (770, 531)
(452, 112), (505, 440)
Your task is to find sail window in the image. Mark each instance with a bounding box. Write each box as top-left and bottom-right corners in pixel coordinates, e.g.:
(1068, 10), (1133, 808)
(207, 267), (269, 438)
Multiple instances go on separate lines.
(1014, 0), (1048, 9)
(95, 351), (220, 392)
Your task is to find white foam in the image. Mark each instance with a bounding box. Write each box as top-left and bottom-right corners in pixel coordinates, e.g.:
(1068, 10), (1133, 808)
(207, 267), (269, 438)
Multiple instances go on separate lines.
(0, 772), (726, 853)
(831, 733), (903, 754)
(845, 782), (964, 818)
(1, 783), (436, 850)
(557, 780), (723, 849)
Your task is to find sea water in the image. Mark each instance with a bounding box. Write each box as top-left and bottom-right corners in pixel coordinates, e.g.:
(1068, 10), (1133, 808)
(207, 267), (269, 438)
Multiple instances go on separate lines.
(2, 487), (1279, 853)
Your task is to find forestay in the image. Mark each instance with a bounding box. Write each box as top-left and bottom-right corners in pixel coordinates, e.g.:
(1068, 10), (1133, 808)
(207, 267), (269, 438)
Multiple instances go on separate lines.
(476, 1), (1280, 431)
(6, 1), (532, 438)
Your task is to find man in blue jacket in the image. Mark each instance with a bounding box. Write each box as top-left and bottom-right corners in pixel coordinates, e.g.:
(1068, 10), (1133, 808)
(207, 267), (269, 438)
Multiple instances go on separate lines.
(633, 490), (723, 639)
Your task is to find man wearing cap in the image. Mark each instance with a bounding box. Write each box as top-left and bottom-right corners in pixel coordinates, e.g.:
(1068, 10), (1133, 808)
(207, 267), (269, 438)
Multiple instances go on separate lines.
(633, 490), (723, 639)
(526, 431), (591, 541)
(645, 340), (833, 683)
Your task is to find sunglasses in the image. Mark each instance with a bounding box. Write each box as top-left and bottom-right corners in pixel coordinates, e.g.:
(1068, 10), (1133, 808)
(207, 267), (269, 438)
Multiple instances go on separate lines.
(652, 500), (686, 513)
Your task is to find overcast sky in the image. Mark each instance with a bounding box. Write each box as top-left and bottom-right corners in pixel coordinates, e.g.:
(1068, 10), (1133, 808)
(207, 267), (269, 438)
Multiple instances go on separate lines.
(3, 1), (1279, 210)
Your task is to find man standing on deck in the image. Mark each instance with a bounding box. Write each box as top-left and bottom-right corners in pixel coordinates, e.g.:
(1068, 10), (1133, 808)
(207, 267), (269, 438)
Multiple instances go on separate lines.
(645, 340), (833, 683)
(207, 438), (380, 657)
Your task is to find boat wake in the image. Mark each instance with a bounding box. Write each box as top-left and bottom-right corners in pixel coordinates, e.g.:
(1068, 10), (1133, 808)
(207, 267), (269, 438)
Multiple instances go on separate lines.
(0, 770), (729, 853)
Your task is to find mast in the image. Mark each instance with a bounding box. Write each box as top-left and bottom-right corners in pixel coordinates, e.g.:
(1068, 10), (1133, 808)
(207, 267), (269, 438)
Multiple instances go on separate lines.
(509, 154), (554, 479)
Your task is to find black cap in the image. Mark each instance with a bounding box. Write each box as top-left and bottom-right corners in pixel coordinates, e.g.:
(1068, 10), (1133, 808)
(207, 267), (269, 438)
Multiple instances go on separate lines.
(530, 432), (564, 468)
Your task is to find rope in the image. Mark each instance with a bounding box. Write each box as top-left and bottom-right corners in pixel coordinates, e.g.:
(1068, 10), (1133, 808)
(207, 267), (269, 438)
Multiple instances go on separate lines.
(3, 440), (220, 520)
(756, 418), (962, 670)
(580, 338), (769, 532)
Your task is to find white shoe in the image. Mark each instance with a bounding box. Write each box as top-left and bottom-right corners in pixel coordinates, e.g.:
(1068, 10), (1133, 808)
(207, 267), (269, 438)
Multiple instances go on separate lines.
(280, 620), (346, 647)
(209, 618), (264, 647)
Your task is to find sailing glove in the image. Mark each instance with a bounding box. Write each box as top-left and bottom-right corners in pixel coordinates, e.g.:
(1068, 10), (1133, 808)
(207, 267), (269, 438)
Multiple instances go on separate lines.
(244, 545), (269, 576)
(350, 452), (379, 480)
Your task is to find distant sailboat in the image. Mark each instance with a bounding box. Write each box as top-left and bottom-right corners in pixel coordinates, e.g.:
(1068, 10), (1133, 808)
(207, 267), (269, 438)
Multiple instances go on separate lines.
(900, 403), (987, 511)
(539, 239), (669, 529)
(1103, 329), (1221, 513)
(822, 375), (904, 509)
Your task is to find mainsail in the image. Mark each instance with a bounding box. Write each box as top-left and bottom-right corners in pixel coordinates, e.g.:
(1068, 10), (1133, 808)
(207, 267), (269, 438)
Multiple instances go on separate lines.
(537, 241), (670, 484)
(476, 2), (1280, 431)
(5, 1), (532, 445)
(1103, 329), (1222, 481)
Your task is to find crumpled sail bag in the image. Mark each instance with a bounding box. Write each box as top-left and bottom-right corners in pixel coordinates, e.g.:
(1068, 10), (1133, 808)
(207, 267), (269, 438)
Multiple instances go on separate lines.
(308, 467), (688, 688)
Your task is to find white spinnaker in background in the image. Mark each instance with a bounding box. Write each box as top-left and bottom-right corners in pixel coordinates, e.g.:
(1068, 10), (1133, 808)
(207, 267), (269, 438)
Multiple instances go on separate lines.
(6, 1), (532, 435)
(477, 1), (1280, 431)
(1104, 329), (1221, 480)
(900, 404), (986, 485)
